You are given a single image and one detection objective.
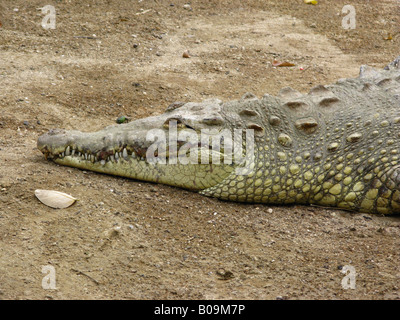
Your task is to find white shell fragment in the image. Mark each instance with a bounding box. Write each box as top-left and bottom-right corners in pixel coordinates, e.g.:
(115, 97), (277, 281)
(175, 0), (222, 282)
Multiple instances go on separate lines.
(35, 189), (77, 209)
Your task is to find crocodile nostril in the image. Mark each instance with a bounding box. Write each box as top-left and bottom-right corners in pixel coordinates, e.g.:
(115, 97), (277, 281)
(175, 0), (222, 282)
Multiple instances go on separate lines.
(165, 101), (186, 112)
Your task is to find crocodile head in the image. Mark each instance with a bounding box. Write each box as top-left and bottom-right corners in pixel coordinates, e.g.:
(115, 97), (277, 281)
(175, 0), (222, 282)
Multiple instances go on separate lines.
(37, 98), (255, 191)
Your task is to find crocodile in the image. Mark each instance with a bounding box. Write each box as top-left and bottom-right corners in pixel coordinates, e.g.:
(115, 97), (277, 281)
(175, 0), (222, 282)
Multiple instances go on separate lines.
(37, 56), (400, 214)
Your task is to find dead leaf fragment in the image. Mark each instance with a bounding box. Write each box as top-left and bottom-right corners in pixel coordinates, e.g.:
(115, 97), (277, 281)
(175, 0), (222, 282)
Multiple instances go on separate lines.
(272, 60), (296, 67)
(35, 189), (77, 209)
(383, 33), (393, 40)
(304, 0), (318, 4)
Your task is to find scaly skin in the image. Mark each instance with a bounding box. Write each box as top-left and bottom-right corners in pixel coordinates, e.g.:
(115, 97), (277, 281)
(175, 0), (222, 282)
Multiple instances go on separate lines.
(38, 56), (400, 214)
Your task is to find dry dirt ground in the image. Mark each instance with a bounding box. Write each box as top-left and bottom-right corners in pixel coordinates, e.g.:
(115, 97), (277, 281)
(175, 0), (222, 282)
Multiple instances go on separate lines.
(0, 0), (399, 300)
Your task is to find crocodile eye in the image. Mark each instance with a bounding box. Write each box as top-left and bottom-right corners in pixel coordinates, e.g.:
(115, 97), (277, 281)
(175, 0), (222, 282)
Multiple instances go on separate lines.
(163, 118), (187, 129)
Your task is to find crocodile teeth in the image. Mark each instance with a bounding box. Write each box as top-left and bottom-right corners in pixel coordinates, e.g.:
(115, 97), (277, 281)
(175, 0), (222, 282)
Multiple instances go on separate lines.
(122, 148), (128, 159)
(100, 160), (106, 166)
(115, 152), (119, 161)
(65, 146), (70, 156)
(71, 149), (75, 156)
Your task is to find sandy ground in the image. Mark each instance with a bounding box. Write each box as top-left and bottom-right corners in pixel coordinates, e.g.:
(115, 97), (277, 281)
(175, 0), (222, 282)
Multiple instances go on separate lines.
(0, 0), (399, 300)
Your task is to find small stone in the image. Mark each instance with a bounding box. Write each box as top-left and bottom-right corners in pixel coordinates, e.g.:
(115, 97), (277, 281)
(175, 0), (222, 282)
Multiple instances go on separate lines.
(182, 50), (191, 58)
(377, 227), (385, 233)
(216, 269), (234, 280)
(107, 226), (121, 238)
